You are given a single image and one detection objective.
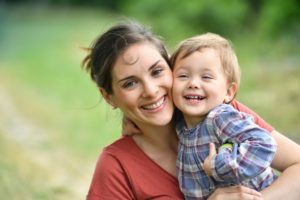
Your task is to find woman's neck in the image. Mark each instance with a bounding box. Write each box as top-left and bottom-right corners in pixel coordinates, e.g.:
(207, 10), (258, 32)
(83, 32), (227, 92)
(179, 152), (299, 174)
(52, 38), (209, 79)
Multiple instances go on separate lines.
(132, 122), (178, 176)
(133, 122), (177, 151)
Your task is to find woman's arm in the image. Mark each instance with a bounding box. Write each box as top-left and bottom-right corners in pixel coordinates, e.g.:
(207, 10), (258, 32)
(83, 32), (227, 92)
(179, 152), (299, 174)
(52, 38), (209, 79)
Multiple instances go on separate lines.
(261, 130), (300, 200)
(208, 185), (262, 200)
(232, 100), (300, 199)
(207, 130), (300, 200)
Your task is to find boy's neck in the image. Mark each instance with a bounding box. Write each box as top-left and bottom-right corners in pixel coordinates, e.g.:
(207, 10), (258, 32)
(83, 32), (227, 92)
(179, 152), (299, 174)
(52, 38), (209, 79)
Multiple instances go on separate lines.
(183, 113), (208, 129)
(183, 102), (228, 128)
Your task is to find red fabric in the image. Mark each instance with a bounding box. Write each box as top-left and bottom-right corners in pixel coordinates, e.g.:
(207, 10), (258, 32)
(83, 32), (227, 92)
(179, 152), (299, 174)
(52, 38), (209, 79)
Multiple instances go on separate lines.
(86, 136), (184, 200)
(231, 99), (274, 132)
(87, 100), (273, 199)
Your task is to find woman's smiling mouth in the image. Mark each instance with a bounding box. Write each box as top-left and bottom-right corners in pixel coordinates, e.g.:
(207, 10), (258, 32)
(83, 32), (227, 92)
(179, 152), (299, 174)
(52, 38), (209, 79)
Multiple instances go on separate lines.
(142, 96), (166, 110)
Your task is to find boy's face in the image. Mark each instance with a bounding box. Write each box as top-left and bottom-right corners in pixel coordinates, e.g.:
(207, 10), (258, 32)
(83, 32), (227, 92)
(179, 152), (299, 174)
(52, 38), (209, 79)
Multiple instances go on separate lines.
(172, 48), (234, 128)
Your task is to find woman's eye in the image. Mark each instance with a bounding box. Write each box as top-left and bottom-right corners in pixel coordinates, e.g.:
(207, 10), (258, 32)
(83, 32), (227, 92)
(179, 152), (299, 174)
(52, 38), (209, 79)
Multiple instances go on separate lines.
(152, 68), (163, 77)
(123, 80), (137, 89)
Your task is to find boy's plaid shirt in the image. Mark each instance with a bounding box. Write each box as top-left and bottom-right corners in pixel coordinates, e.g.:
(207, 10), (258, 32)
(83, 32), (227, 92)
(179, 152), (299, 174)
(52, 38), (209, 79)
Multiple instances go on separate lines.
(176, 104), (278, 199)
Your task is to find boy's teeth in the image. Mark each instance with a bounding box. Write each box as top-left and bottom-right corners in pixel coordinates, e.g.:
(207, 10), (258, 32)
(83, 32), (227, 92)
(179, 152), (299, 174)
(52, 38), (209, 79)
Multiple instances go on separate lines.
(143, 97), (164, 110)
(185, 95), (204, 100)
(186, 96), (199, 99)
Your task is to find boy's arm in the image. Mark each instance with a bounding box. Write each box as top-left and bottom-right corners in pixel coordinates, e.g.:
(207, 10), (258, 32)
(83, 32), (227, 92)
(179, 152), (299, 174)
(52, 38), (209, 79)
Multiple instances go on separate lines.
(206, 105), (277, 184)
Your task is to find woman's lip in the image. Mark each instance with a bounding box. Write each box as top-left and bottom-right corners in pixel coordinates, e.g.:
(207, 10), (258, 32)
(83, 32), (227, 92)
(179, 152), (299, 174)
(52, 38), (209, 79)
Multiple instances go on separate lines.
(141, 95), (167, 112)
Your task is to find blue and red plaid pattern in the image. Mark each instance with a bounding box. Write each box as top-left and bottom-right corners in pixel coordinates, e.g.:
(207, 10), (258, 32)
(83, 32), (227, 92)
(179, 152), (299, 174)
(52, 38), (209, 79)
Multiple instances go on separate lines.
(176, 104), (277, 199)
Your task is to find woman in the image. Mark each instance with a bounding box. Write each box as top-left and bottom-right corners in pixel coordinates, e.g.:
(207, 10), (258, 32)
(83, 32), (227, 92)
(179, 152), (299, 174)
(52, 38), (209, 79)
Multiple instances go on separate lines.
(82, 21), (300, 199)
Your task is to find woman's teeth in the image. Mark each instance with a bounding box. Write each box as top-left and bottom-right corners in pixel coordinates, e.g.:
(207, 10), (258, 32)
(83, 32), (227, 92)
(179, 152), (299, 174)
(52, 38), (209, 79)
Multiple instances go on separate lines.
(143, 97), (164, 110)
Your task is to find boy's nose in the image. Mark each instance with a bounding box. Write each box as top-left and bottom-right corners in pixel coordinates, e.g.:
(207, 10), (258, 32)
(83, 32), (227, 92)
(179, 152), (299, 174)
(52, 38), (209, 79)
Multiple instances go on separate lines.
(188, 78), (200, 89)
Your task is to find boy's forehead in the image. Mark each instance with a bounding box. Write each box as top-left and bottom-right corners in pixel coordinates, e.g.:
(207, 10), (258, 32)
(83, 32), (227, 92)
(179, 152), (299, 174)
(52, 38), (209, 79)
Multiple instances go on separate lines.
(177, 47), (218, 60)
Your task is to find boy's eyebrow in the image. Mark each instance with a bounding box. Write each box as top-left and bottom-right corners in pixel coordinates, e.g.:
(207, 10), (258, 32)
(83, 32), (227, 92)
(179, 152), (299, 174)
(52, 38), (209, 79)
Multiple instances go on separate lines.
(117, 60), (161, 83)
(202, 68), (213, 72)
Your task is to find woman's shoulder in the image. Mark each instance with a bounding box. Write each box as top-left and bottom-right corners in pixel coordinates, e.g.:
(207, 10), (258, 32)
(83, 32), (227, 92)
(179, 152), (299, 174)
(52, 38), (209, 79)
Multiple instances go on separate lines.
(88, 136), (137, 199)
(104, 136), (134, 150)
(93, 136), (139, 182)
(101, 136), (137, 159)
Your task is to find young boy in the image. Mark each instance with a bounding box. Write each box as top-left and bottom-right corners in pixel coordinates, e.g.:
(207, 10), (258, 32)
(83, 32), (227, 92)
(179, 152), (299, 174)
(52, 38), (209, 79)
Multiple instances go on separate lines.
(170, 33), (277, 199)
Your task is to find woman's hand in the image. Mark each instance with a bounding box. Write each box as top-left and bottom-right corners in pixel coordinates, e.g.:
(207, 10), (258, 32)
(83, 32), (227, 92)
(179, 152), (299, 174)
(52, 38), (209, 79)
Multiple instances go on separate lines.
(208, 185), (262, 200)
(122, 116), (141, 136)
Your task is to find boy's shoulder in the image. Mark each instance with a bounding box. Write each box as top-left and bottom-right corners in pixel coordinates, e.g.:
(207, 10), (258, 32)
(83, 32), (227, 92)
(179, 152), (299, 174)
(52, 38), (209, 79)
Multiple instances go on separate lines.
(208, 103), (236, 116)
(207, 103), (253, 123)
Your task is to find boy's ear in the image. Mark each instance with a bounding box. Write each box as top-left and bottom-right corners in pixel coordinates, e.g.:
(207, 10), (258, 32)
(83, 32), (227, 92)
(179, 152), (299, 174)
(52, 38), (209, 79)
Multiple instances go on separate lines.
(224, 82), (238, 103)
(99, 88), (117, 109)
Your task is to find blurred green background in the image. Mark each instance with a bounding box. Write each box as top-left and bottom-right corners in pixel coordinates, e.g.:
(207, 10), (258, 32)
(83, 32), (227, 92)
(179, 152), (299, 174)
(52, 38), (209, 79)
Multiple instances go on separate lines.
(0, 0), (300, 199)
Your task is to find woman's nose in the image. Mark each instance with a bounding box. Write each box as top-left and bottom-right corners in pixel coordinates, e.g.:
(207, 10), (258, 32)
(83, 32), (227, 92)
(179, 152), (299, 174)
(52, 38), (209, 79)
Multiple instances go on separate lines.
(142, 81), (159, 98)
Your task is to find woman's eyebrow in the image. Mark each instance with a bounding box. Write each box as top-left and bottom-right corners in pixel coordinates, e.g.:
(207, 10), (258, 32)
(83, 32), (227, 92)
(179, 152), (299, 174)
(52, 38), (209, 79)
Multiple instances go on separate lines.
(117, 60), (162, 83)
(117, 75), (134, 84)
(148, 60), (162, 71)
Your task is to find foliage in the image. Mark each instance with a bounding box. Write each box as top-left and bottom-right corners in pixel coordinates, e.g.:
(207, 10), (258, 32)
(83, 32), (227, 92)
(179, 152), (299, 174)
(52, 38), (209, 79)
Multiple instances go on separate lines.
(3, 0), (300, 43)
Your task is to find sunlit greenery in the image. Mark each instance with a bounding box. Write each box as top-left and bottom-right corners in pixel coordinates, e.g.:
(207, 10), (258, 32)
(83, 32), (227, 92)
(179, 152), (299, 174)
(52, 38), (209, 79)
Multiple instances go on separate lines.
(0, 2), (299, 199)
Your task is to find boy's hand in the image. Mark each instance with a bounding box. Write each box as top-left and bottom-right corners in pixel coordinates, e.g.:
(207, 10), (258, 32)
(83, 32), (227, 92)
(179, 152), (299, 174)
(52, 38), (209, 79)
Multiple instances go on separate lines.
(203, 143), (217, 176)
(122, 117), (141, 136)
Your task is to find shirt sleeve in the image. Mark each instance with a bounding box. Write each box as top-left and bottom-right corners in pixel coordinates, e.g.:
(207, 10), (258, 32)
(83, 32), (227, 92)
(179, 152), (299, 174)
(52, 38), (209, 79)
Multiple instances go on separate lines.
(208, 105), (277, 184)
(231, 99), (274, 132)
(86, 149), (135, 200)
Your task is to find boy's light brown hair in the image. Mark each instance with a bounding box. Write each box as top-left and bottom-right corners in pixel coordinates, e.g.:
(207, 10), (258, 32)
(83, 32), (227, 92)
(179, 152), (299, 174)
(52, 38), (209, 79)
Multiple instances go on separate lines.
(170, 33), (241, 87)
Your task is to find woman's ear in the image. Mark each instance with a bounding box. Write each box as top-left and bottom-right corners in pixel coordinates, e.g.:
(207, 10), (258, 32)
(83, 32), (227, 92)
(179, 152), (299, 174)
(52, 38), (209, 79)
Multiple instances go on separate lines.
(99, 88), (117, 109)
(224, 82), (238, 103)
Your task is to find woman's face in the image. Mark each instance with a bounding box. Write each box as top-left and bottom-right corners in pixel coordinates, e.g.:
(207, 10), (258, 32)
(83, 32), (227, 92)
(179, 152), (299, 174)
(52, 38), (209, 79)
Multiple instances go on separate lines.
(108, 42), (174, 128)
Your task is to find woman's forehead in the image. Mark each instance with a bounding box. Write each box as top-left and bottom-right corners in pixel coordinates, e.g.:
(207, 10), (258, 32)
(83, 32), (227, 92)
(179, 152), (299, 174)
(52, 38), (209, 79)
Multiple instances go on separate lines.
(116, 43), (162, 66)
(121, 46), (140, 65)
(112, 43), (164, 79)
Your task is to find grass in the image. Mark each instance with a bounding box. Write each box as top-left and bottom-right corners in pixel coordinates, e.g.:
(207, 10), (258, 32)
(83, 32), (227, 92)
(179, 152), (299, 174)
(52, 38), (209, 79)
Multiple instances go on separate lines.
(235, 37), (300, 139)
(0, 132), (75, 200)
(0, 5), (123, 200)
(0, 4), (300, 200)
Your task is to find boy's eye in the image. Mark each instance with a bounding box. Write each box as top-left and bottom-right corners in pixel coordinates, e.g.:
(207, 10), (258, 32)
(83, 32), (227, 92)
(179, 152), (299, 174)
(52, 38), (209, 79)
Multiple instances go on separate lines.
(177, 74), (188, 79)
(202, 75), (213, 79)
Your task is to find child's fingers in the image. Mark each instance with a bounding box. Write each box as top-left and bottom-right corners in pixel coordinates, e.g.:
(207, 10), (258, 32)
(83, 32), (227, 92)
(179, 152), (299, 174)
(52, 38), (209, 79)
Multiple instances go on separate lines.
(209, 143), (217, 157)
(122, 117), (141, 136)
(203, 143), (216, 176)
